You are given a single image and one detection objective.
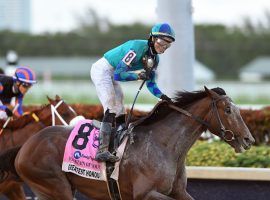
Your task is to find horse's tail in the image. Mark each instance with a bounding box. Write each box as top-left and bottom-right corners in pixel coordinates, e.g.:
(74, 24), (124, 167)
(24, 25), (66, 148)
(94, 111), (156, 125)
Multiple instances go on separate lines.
(0, 146), (21, 183)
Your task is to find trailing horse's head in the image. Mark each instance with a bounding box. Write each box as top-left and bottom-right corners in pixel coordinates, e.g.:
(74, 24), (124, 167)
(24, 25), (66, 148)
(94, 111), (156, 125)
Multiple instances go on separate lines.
(204, 86), (255, 153)
(36, 95), (78, 125)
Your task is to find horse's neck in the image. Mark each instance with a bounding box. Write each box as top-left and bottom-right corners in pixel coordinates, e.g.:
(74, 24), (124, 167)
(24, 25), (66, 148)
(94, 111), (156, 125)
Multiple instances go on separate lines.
(0, 122), (44, 150)
(35, 107), (52, 126)
(148, 99), (210, 160)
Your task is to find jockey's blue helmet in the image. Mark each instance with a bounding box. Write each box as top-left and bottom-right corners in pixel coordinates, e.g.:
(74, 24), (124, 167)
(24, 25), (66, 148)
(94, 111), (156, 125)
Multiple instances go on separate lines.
(13, 66), (37, 84)
(150, 23), (175, 42)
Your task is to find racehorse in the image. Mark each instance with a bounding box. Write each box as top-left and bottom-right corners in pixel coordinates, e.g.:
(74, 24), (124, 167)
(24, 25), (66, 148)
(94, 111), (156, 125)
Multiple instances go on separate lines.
(0, 95), (77, 200)
(2, 87), (255, 200)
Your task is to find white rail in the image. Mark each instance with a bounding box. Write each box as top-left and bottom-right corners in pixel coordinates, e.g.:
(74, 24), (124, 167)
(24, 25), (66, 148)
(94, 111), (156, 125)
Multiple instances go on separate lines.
(186, 166), (270, 181)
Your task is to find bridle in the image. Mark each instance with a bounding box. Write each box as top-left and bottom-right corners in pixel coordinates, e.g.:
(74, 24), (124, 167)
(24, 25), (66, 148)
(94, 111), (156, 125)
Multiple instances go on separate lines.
(0, 100), (77, 148)
(50, 100), (77, 126)
(168, 95), (235, 142)
(210, 96), (235, 141)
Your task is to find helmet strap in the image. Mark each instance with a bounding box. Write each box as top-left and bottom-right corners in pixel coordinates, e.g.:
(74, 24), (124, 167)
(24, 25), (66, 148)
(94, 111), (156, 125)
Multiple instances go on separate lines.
(13, 82), (20, 94)
(147, 36), (157, 55)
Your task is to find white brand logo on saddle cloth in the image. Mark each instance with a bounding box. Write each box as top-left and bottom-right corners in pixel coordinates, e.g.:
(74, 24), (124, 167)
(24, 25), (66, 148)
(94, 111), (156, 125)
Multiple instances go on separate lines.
(62, 119), (106, 181)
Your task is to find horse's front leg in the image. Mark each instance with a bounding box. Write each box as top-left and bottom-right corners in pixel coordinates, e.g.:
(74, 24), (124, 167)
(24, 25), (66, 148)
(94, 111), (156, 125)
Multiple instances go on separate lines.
(143, 191), (176, 200)
(173, 192), (194, 200)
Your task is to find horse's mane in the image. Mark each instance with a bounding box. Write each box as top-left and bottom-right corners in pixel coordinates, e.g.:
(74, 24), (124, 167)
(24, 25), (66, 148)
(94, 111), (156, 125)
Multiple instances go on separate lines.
(133, 87), (226, 126)
(174, 87), (226, 107)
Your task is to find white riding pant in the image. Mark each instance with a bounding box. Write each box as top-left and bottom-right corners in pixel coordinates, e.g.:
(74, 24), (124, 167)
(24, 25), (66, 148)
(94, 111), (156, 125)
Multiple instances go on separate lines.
(90, 57), (126, 117)
(0, 99), (13, 120)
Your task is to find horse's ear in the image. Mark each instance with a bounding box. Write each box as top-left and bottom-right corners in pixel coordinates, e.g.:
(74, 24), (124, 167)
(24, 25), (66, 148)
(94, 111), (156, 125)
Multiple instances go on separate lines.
(55, 95), (61, 101)
(204, 86), (219, 99)
(47, 96), (53, 103)
(204, 86), (211, 97)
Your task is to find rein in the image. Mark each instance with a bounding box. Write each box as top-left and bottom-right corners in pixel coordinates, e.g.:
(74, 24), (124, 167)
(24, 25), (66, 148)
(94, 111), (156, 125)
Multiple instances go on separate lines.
(168, 96), (235, 142)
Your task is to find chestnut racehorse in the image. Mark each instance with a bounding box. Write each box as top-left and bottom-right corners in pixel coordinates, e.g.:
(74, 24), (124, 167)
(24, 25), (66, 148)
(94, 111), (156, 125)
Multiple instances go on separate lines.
(0, 95), (77, 200)
(2, 87), (255, 200)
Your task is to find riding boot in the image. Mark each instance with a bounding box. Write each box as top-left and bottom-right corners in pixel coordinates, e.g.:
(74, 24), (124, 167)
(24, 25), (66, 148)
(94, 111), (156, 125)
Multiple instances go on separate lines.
(95, 111), (120, 163)
(116, 114), (126, 132)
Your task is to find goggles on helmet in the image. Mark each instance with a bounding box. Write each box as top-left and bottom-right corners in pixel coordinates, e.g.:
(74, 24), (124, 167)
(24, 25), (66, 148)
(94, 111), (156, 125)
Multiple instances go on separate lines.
(20, 82), (32, 88)
(155, 38), (172, 49)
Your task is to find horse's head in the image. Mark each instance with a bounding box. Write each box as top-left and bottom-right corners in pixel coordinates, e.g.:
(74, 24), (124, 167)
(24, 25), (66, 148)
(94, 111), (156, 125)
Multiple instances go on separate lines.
(36, 95), (78, 126)
(204, 87), (255, 153)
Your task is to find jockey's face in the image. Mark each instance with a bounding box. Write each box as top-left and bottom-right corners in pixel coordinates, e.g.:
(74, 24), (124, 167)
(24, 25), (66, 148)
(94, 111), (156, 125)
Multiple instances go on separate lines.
(153, 37), (173, 54)
(16, 81), (32, 95)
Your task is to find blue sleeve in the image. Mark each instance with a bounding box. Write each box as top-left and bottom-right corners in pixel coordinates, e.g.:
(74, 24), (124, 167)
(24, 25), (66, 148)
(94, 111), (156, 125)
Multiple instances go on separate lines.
(0, 83), (6, 111)
(0, 105), (7, 111)
(15, 95), (23, 116)
(146, 71), (163, 98)
(114, 61), (139, 82)
(0, 82), (3, 94)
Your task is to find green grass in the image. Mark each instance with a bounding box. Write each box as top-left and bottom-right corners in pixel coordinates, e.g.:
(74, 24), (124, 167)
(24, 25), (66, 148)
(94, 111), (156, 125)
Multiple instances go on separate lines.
(187, 141), (270, 168)
(234, 95), (270, 105)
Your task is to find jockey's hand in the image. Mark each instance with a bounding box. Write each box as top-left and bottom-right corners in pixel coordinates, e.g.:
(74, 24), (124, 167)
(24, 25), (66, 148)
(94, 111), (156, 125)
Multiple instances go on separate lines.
(160, 94), (173, 103)
(138, 71), (150, 81)
(5, 108), (13, 117)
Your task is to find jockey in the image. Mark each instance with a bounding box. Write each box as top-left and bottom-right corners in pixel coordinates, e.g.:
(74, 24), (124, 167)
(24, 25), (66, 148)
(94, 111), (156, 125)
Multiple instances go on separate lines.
(91, 23), (175, 162)
(0, 66), (37, 120)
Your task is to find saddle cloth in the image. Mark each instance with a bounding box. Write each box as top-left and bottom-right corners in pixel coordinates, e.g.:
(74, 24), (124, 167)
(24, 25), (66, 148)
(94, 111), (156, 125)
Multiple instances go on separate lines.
(62, 119), (128, 181)
(62, 119), (107, 181)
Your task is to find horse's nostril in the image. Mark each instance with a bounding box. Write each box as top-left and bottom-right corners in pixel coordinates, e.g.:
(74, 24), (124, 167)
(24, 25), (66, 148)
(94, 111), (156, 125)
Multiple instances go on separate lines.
(244, 137), (254, 145)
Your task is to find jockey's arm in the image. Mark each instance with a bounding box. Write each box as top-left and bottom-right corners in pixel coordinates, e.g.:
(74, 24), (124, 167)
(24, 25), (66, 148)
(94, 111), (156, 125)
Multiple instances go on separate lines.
(114, 61), (139, 81)
(146, 71), (163, 98)
(0, 104), (7, 111)
(14, 95), (23, 117)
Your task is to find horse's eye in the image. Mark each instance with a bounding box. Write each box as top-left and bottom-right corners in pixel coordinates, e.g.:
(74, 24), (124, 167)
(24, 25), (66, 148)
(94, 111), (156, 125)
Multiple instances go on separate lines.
(225, 106), (231, 114)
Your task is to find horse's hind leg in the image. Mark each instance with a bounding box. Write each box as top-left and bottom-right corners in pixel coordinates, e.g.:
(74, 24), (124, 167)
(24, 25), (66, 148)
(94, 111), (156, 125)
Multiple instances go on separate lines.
(3, 182), (25, 200)
(23, 173), (74, 200)
(16, 153), (73, 199)
(20, 167), (73, 200)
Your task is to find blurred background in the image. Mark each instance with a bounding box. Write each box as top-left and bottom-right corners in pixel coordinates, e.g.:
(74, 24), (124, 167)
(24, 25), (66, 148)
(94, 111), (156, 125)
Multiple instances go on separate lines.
(0, 0), (270, 107)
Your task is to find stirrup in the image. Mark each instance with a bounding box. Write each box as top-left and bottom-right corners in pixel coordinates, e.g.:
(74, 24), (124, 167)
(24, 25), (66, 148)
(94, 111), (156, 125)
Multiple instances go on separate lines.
(116, 123), (126, 132)
(95, 151), (120, 163)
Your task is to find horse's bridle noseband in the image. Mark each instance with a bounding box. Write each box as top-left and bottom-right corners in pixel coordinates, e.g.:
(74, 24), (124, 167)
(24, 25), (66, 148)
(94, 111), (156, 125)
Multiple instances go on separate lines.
(168, 96), (235, 142)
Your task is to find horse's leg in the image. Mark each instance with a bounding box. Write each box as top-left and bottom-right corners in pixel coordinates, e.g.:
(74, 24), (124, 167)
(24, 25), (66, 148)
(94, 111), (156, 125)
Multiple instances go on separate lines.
(175, 193), (194, 200)
(170, 172), (194, 200)
(15, 140), (74, 199)
(2, 182), (25, 200)
(143, 191), (176, 200)
(17, 168), (74, 200)
(17, 161), (74, 200)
